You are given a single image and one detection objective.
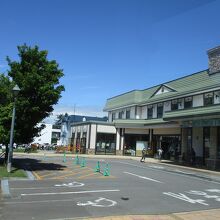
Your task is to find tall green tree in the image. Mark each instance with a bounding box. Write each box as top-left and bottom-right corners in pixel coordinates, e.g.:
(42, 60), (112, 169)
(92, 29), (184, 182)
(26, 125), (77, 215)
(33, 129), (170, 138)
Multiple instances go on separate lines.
(0, 74), (13, 144)
(6, 44), (65, 144)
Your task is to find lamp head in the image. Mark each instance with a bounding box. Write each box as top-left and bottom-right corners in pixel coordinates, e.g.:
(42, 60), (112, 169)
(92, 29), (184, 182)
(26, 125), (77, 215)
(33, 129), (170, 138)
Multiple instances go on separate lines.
(12, 84), (20, 97)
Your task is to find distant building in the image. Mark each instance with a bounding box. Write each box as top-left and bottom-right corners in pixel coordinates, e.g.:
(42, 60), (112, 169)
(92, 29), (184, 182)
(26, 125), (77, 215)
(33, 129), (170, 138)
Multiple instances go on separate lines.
(32, 123), (61, 145)
(56, 114), (108, 146)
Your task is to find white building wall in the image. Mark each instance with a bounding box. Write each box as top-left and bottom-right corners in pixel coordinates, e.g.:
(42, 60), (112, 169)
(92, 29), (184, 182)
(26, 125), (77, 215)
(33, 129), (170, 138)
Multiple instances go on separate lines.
(193, 94), (203, 107)
(97, 125), (116, 133)
(33, 123), (53, 145)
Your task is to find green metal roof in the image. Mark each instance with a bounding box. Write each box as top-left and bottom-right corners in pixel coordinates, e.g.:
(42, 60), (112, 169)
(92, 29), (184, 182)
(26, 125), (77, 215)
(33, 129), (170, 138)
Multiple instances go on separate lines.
(104, 70), (220, 111)
(163, 104), (220, 121)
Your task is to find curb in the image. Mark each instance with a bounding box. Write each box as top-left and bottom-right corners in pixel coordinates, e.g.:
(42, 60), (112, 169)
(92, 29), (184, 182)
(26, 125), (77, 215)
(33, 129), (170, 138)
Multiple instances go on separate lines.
(25, 170), (35, 180)
(1, 179), (10, 198)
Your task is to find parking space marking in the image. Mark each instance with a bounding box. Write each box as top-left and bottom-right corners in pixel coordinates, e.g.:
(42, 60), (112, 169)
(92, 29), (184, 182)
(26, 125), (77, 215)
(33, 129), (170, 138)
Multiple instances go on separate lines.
(124, 171), (163, 183)
(77, 172), (99, 179)
(49, 168), (92, 180)
(77, 197), (117, 207)
(32, 171), (42, 180)
(21, 189), (120, 196)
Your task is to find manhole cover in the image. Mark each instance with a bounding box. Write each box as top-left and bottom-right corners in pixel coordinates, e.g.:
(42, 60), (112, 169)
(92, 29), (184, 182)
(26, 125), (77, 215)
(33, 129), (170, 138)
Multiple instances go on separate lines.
(121, 197), (129, 200)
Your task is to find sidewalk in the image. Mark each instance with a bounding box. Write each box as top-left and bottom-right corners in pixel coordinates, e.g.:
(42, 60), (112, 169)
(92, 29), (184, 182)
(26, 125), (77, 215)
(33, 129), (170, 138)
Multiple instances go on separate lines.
(79, 209), (220, 220)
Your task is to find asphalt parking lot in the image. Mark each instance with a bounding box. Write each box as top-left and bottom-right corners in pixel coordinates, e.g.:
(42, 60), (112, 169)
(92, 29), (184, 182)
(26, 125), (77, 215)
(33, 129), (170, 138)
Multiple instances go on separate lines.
(2, 154), (220, 220)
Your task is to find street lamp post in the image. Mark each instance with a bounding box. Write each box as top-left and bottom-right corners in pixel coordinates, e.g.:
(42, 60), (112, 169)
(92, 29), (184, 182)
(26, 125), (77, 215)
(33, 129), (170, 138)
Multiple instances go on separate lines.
(7, 84), (20, 173)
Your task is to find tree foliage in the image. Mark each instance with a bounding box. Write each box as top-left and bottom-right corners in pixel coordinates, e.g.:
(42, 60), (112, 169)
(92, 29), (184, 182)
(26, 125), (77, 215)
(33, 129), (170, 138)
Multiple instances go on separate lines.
(0, 74), (13, 144)
(4, 44), (65, 144)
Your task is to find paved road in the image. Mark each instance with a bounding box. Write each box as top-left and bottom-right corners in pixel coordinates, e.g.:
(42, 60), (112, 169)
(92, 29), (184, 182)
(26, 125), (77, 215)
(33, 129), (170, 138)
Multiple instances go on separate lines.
(1, 155), (220, 220)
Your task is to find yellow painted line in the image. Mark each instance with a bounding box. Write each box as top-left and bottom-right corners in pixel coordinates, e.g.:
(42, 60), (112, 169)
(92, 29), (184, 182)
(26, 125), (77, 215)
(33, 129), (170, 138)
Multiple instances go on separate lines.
(32, 171), (42, 180)
(49, 168), (91, 180)
(98, 175), (116, 179)
(77, 172), (99, 179)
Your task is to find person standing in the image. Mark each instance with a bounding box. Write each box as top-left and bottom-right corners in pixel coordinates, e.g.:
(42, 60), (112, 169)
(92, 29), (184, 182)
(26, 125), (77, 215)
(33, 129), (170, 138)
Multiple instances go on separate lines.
(140, 147), (146, 162)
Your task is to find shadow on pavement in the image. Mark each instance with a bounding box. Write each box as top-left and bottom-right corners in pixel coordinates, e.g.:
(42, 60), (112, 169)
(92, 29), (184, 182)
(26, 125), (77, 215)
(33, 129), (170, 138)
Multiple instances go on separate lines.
(0, 158), (67, 171)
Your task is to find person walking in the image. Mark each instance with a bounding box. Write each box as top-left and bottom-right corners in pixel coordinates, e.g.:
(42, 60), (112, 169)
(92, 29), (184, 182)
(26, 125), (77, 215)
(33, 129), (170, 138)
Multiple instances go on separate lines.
(158, 147), (163, 161)
(140, 147), (146, 162)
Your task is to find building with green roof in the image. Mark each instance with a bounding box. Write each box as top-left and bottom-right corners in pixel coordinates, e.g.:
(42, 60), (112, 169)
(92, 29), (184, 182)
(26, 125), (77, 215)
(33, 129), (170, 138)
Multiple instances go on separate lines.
(103, 46), (220, 170)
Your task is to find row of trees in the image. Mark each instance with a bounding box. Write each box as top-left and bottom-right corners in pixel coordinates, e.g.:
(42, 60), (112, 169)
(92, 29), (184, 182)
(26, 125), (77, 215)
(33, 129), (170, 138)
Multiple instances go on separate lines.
(0, 44), (65, 150)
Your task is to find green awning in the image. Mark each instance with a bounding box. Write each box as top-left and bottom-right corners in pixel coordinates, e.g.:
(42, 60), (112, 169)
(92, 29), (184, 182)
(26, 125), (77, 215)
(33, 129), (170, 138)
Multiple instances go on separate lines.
(114, 118), (170, 128)
(163, 104), (220, 121)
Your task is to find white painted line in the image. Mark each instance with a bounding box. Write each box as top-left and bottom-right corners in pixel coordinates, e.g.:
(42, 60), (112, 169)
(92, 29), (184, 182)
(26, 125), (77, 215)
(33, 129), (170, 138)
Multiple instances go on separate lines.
(124, 171), (163, 183)
(117, 161), (220, 185)
(54, 181), (84, 187)
(163, 192), (209, 206)
(175, 169), (194, 175)
(77, 197), (117, 207)
(21, 189), (120, 196)
(148, 165), (164, 169)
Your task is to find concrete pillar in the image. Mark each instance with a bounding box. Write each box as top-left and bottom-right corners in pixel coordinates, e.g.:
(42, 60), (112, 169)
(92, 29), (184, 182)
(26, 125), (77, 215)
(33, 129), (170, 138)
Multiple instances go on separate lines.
(210, 127), (217, 159)
(116, 128), (120, 151)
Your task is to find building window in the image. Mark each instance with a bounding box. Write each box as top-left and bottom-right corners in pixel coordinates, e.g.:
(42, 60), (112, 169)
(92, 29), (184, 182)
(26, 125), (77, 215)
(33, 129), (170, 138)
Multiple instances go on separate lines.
(184, 97), (192, 109)
(147, 105), (153, 119)
(112, 113), (115, 121)
(157, 103), (163, 118)
(118, 111), (124, 119)
(126, 110), (130, 119)
(171, 100), (178, 111)
(204, 92), (214, 106)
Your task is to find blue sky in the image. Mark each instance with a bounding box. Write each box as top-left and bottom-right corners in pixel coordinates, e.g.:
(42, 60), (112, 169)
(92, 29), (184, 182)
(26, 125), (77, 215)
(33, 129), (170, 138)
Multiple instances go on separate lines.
(0, 0), (220, 119)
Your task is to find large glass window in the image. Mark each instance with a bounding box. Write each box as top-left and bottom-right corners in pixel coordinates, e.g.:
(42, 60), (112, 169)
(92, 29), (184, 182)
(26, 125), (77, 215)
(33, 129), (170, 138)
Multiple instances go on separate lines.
(112, 113), (115, 121)
(171, 100), (178, 110)
(204, 92), (214, 106)
(157, 103), (163, 118)
(184, 97), (192, 109)
(80, 132), (87, 154)
(147, 105), (153, 119)
(118, 111), (124, 119)
(96, 133), (116, 155)
(126, 110), (130, 119)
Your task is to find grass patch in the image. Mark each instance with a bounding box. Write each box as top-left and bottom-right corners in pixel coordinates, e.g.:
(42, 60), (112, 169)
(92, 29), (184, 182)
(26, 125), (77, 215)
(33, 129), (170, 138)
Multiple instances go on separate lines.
(0, 165), (27, 178)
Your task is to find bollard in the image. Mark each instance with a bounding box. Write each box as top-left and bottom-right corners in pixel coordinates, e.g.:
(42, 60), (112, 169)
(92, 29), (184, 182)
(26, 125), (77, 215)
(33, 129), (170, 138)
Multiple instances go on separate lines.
(43, 152), (46, 160)
(63, 151), (66, 163)
(75, 154), (80, 165)
(95, 161), (100, 172)
(103, 163), (110, 176)
(80, 158), (86, 167)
